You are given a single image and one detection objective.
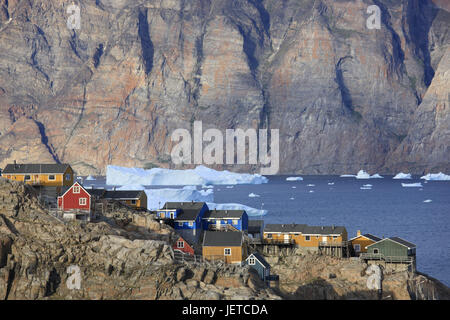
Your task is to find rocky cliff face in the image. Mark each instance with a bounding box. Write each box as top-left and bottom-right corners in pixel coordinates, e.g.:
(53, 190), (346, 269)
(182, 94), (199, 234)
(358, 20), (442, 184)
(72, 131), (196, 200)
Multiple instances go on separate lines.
(0, 0), (448, 174)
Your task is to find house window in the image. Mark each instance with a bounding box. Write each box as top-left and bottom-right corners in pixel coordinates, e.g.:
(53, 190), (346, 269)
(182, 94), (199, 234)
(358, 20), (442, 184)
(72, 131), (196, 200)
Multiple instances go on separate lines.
(188, 221), (193, 227)
(232, 219), (238, 225)
(178, 222), (183, 227)
(248, 257), (255, 265)
(267, 233), (272, 239)
(177, 241), (184, 248)
(65, 174), (71, 181)
(333, 236), (337, 239)
(170, 212), (174, 219)
(373, 248), (379, 254)
(6, 175), (11, 179)
(24, 175), (31, 181)
(73, 186), (80, 193)
(48, 175), (55, 180)
(354, 244), (361, 252)
(160, 212), (165, 218)
(224, 248), (231, 256)
(131, 200), (136, 205)
(79, 198), (87, 206)
(305, 235), (311, 241)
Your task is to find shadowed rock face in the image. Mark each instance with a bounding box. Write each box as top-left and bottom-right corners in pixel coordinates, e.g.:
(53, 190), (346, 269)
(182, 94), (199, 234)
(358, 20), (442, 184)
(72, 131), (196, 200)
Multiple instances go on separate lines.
(0, 0), (448, 174)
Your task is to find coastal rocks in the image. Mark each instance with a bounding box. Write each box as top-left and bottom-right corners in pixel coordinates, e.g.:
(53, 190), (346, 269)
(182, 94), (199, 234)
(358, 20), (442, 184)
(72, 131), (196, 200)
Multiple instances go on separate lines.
(0, 178), (280, 300)
(268, 251), (450, 300)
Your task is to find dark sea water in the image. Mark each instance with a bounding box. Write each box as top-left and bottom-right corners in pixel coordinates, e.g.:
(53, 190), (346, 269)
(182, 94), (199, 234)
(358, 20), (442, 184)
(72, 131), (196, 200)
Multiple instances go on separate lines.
(213, 175), (450, 287)
(84, 174), (450, 287)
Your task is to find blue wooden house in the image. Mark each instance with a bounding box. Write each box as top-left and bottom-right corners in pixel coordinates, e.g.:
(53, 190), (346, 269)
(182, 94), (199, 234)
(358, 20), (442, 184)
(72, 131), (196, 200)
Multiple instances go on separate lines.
(202, 209), (248, 232)
(244, 252), (271, 285)
(160, 201), (209, 244)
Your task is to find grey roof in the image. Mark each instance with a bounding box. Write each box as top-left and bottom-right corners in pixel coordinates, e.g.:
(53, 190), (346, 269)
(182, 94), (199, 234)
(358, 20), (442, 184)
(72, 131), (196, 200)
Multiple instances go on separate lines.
(203, 209), (246, 219)
(248, 220), (264, 233)
(264, 223), (346, 235)
(2, 163), (71, 174)
(103, 190), (144, 200)
(163, 202), (207, 221)
(202, 231), (243, 247)
(86, 188), (106, 198)
(247, 252), (270, 269)
(389, 237), (416, 248)
(363, 234), (382, 242)
(264, 223), (307, 233)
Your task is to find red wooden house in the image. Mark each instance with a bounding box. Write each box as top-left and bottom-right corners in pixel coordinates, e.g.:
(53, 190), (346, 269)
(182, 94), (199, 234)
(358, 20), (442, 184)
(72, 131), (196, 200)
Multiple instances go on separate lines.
(173, 236), (195, 255)
(57, 182), (92, 221)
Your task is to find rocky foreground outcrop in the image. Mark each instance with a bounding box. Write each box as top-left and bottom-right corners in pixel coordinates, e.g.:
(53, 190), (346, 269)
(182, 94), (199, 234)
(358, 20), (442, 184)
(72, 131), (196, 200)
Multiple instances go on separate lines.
(0, 0), (449, 175)
(267, 249), (450, 300)
(0, 178), (448, 300)
(0, 178), (278, 299)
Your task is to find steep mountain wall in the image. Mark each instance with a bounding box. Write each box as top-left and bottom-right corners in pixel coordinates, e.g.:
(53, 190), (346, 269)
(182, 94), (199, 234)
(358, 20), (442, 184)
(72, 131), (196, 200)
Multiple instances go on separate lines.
(0, 0), (448, 174)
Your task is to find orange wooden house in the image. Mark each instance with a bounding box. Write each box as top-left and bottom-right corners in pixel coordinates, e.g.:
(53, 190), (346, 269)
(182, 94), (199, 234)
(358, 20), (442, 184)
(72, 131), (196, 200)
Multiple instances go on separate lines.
(202, 231), (246, 264)
(348, 231), (381, 256)
(1, 162), (74, 187)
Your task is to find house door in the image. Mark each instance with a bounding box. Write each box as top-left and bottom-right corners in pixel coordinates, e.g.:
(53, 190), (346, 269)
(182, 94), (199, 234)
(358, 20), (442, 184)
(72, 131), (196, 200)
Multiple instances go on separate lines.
(216, 220), (221, 229)
(284, 234), (290, 244)
(34, 175), (39, 183)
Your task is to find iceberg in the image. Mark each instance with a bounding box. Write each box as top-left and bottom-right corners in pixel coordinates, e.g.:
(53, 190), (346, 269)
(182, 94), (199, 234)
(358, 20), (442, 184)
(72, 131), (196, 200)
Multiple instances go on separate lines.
(206, 202), (267, 216)
(393, 172), (412, 180)
(106, 165), (268, 186)
(286, 176), (303, 181)
(420, 172), (450, 181)
(248, 193), (260, 198)
(356, 170), (383, 179)
(340, 174), (356, 178)
(423, 199), (432, 203)
(402, 183), (423, 188)
(145, 186), (214, 210)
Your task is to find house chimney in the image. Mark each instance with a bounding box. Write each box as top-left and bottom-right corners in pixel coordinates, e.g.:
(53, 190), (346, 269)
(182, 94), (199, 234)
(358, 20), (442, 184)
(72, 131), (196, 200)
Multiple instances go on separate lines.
(321, 226), (324, 230)
(14, 160), (17, 168)
(357, 230), (361, 237)
(332, 225), (335, 230)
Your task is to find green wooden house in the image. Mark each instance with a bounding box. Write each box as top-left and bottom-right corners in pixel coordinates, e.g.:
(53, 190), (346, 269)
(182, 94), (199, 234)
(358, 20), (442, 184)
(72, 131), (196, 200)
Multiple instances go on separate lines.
(364, 237), (416, 263)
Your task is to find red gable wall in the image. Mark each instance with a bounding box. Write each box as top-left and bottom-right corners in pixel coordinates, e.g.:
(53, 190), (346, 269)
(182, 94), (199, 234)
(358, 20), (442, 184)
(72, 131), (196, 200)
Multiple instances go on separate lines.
(59, 183), (91, 212)
(173, 237), (195, 255)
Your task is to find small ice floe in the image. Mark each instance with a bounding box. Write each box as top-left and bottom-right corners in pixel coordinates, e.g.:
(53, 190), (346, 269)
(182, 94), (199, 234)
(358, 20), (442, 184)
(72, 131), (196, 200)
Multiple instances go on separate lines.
(309, 190), (314, 193)
(402, 183), (423, 188)
(290, 197), (295, 200)
(420, 172), (450, 181)
(248, 193), (260, 198)
(423, 199), (432, 203)
(286, 176), (303, 181)
(363, 184), (373, 187)
(226, 186), (234, 189)
(86, 175), (96, 180)
(393, 172), (412, 179)
(307, 184), (315, 187)
(360, 187), (372, 190)
(292, 186), (297, 189)
(202, 185), (214, 189)
(340, 174), (356, 178)
(328, 182), (335, 185)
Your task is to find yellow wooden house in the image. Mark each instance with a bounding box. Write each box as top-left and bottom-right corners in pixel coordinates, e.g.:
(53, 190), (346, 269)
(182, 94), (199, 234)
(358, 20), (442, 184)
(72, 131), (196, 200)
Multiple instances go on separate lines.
(1, 162), (74, 187)
(263, 223), (348, 247)
(102, 190), (147, 210)
(348, 231), (381, 256)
